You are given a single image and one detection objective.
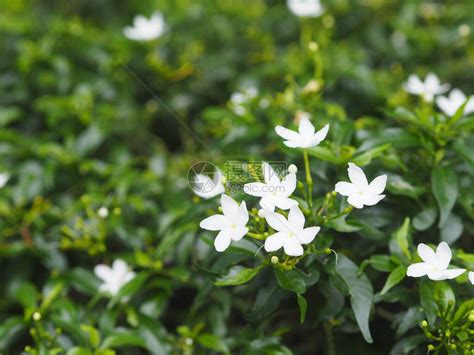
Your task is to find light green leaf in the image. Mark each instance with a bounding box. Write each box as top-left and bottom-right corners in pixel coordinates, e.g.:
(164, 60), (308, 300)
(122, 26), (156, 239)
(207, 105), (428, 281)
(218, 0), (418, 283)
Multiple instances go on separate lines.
(380, 266), (406, 295)
(419, 280), (437, 327)
(440, 213), (463, 245)
(412, 207), (437, 231)
(352, 143), (391, 166)
(394, 218), (411, 259)
(197, 333), (229, 353)
(432, 166), (458, 227)
(336, 255), (373, 343)
(101, 332), (146, 349)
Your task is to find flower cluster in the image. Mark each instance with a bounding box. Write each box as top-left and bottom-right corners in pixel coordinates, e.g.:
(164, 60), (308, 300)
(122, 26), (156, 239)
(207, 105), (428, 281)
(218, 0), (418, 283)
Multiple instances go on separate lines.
(404, 73), (474, 116)
(198, 114), (387, 257)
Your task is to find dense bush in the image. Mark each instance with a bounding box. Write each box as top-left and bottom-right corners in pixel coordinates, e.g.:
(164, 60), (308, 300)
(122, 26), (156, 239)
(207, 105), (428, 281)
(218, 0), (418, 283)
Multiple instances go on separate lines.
(0, 0), (473, 354)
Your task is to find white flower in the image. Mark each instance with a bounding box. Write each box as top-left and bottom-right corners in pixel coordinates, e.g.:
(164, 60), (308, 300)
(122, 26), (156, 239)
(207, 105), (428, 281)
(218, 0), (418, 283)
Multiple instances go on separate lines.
(230, 87), (258, 116)
(192, 170), (225, 199)
(264, 205), (320, 256)
(469, 271), (474, 285)
(244, 162), (298, 211)
(407, 242), (466, 281)
(0, 173), (10, 188)
(335, 163), (387, 209)
(123, 12), (166, 41)
(98, 207), (109, 218)
(403, 73), (450, 102)
(94, 259), (136, 296)
(199, 194), (249, 252)
(436, 89), (474, 117)
(287, 0), (324, 17)
(275, 113), (329, 148)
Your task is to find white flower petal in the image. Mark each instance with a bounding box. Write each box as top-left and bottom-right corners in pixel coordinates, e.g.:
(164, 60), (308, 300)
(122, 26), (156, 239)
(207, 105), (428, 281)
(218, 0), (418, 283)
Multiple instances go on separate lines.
(439, 268), (466, 280)
(347, 194), (365, 209)
(274, 196), (298, 210)
(231, 226), (249, 241)
(335, 181), (356, 196)
(214, 230), (232, 252)
(275, 126), (300, 141)
(264, 232), (285, 252)
(262, 162), (280, 185)
(94, 264), (112, 282)
(288, 206), (305, 231)
(281, 173), (297, 197)
(283, 140), (303, 148)
(368, 175), (387, 195)
(298, 116), (315, 136)
(264, 210), (289, 232)
(113, 259), (128, 275)
(417, 243), (437, 265)
(221, 194), (239, 218)
(199, 215), (226, 231)
(436, 241), (452, 270)
(363, 194), (385, 206)
(312, 123), (329, 144)
(297, 226), (320, 244)
(407, 262), (431, 277)
(237, 201), (249, 226)
(347, 163), (368, 188)
(283, 239), (304, 256)
(468, 271), (474, 285)
(243, 182), (267, 197)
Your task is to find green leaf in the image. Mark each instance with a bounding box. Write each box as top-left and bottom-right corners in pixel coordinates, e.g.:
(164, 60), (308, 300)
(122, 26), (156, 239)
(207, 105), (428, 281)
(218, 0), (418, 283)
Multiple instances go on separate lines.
(274, 268), (306, 294)
(432, 166), (458, 227)
(15, 282), (38, 309)
(101, 331), (146, 349)
(419, 280), (437, 327)
(380, 266), (406, 295)
(40, 282), (64, 312)
(396, 307), (424, 338)
(434, 281), (455, 311)
(80, 325), (101, 349)
(336, 255), (373, 343)
(440, 213), (463, 245)
(215, 265), (262, 286)
(306, 146), (341, 164)
(412, 207), (437, 231)
(351, 143), (391, 166)
(394, 218), (411, 259)
(296, 294), (307, 323)
(0, 316), (25, 350)
(197, 333), (229, 353)
(369, 255), (396, 272)
(66, 347), (93, 355)
(109, 272), (149, 307)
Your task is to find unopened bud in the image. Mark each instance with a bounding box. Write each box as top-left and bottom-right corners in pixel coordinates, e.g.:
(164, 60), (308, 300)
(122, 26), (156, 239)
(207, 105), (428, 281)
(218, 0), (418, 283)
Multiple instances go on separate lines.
(288, 164), (298, 174)
(98, 207), (109, 218)
(421, 320), (428, 328)
(258, 209), (266, 218)
(324, 248), (331, 255)
(271, 256), (279, 264)
(308, 41), (319, 52)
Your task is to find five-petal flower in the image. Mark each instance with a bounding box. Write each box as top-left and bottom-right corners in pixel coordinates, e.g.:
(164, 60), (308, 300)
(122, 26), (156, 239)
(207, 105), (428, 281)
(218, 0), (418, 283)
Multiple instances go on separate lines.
(123, 12), (166, 41)
(94, 259), (136, 296)
(407, 242), (466, 281)
(192, 170), (225, 199)
(287, 0), (324, 17)
(199, 194), (249, 252)
(335, 163), (387, 209)
(264, 205), (320, 256)
(403, 73), (450, 102)
(244, 162), (298, 211)
(275, 113), (329, 149)
(436, 88), (474, 117)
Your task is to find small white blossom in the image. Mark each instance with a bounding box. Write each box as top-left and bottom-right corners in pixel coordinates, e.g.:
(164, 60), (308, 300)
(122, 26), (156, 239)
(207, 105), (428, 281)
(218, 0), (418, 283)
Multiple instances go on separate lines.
(264, 206), (320, 256)
(275, 113), (329, 149)
(199, 194), (249, 252)
(98, 207), (109, 218)
(192, 170), (225, 199)
(407, 242), (466, 281)
(123, 12), (166, 41)
(436, 89), (474, 117)
(287, 0), (324, 18)
(0, 173), (10, 188)
(469, 271), (474, 285)
(403, 73), (450, 102)
(94, 259), (136, 296)
(335, 163), (387, 209)
(230, 87), (258, 116)
(244, 162), (297, 211)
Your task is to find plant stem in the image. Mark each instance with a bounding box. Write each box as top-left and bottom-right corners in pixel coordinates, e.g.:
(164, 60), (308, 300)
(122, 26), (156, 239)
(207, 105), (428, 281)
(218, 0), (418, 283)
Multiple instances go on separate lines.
(303, 149), (313, 210)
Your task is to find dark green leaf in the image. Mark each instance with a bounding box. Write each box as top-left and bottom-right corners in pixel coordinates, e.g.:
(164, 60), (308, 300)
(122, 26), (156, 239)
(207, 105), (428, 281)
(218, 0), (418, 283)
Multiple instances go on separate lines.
(215, 265), (262, 286)
(432, 166), (458, 227)
(296, 294), (307, 323)
(274, 268), (306, 294)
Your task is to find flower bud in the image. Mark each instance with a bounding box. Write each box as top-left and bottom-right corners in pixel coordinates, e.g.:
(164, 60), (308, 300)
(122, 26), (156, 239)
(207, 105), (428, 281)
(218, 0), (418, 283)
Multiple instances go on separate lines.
(98, 207), (109, 218)
(271, 256), (279, 264)
(258, 209), (266, 218)
(308, 41), (319, 52)
(32, 312), (41, 321)
(324, 248), (332, 254)
(421, 320), (428, 328)
(288, 164), (298, 174)
(468, 314), (474, 322)
(185, 338), (193, 346)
